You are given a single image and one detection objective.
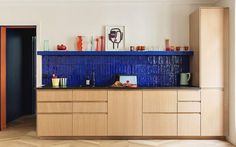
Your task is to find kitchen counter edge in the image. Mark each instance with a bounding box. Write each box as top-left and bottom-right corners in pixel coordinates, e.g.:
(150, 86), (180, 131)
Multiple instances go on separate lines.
(36, 86), (200, 90)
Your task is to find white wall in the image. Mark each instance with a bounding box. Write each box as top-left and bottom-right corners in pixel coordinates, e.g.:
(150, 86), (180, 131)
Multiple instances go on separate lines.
(0, 0), (210, 85)
(216, 0), (236, 145)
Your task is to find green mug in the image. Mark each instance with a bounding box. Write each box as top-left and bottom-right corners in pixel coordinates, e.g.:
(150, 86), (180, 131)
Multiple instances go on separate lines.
(180, 73), (191, 86)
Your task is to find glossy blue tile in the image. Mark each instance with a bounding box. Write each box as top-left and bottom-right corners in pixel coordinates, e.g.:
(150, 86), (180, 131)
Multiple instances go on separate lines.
(41, 55), (190, 87)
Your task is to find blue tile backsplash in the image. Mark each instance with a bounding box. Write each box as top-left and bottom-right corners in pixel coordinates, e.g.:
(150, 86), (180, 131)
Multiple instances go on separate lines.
(42, 55), (190, 87)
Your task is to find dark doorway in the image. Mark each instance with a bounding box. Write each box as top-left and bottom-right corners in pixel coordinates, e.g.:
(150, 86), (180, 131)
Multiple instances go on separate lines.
(6, 28), (36, 123)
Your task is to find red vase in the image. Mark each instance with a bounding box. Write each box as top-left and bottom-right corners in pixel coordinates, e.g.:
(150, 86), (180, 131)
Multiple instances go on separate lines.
(77, 36), (83, 51)
(100, 36), (105, 51)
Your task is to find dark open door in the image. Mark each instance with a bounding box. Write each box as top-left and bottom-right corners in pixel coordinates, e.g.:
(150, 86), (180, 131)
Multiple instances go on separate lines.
(0, 26), (36, 130)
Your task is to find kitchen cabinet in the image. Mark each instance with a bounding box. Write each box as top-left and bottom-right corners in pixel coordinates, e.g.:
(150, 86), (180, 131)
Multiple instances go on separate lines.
(36, 87), (227, 138)
(73, 102), (107, 113)
(73, 90), (107, 101)
(37, 89), (72, 102)
(178, 102), (200, 113)
(37, 114), (72, 136)
(143, 114), (177, 136)
(201, 89), (224, 136)
(190, 7), (228, 137)
(37, 102), (72, 113)
(200, 8), (225, 88)
(143, 90), (177, 112)
(108, 90), (142, 136)
(190, 8), (228, 88)
(73, 114), (107, 136)
(178, 114), (200, 136)
(178, 90), (200, 101)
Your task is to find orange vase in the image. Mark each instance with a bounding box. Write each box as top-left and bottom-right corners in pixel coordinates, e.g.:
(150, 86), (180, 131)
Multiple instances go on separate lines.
(100, 36), (105, 51)
(77, 36), (83, 51)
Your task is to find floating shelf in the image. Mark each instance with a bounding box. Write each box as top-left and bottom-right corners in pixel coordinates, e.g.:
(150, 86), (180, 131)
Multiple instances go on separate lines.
(37, 51), (193, 56)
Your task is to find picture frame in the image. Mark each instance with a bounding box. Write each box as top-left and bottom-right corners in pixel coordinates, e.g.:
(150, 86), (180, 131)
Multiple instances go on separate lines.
(105, 25), (125, 51)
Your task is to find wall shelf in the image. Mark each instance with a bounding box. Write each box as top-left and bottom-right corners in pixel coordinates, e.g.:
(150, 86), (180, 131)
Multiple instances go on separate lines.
(37, 51), (194, 56)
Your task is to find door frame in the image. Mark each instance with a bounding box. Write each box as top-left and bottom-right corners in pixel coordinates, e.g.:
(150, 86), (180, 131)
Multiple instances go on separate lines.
(0, 25), (37, 130)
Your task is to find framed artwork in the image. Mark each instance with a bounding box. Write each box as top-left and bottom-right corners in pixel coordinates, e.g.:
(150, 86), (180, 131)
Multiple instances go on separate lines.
(105, 26), (125, 51)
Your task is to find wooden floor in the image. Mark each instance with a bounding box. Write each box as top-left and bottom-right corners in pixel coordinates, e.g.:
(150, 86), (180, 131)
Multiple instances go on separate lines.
(0, 115), (234, 147)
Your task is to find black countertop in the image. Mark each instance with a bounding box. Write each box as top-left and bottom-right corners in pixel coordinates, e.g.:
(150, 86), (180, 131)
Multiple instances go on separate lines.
(37, 85), (200, 90)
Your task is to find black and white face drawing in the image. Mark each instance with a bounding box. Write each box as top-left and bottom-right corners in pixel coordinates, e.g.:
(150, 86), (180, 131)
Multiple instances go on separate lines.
(108, 28), (123, 49)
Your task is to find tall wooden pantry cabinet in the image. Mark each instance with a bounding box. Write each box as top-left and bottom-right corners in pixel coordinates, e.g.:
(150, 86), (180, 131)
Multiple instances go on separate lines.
(190, 7), (229, 136)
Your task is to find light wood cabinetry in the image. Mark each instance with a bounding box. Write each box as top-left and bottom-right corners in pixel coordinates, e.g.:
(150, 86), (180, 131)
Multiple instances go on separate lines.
(37, 102), (72, 113)
(73, 90), (107, 101)
(72, 90), (108, 136)
(108, 90), (142, 136)
(190, 7), (228, 137)
(73, 102), (107, 113)
(36, 87), (225, 137)
(178, 102), (200, 113)
(178, 114), (200, 136)
(200, 8), (225, 88)
(178, 90), (200, 101)
(143, 114), (177, 136)
(143, 90), (177, 112)
(201, 89), (224, 136)
(37, 90), (72, 102)
(37, 114), (72, 136)
(37, 90), (73, 137)
(73, 114), (107, 136)
(190, 8), (228, 88)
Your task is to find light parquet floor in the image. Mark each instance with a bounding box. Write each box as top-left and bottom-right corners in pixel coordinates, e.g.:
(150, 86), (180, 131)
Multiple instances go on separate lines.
(0, 115), (234, 147)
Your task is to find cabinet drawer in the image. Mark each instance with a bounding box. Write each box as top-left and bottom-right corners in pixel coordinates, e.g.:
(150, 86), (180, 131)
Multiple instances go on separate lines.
(178, 114), (200, 136)
(73, 114), (107, 136)
(37, 114), (72, 136)
(178, 90), (200, 101)
(73, 102), (107, 113)
(73, 90), (107, 101)
(178, 102), (201, 113)
(37, 90), (72, 102)
(143, 114), (177, 136)
(37, 102), (72, 113)
(143, 90), (177, 112)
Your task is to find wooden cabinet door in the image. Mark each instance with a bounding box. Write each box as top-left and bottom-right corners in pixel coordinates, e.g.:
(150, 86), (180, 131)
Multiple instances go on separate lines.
(108, 90), (142, 136)
(201, 89), (224, 136)
(178, 114), (200, 136)
(73, 114), (107, 136)
(143, 90), (177, 112)
(143, 114), (177, 136)
(200, 8), (225, 88)
(37, 114), (72, 136)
